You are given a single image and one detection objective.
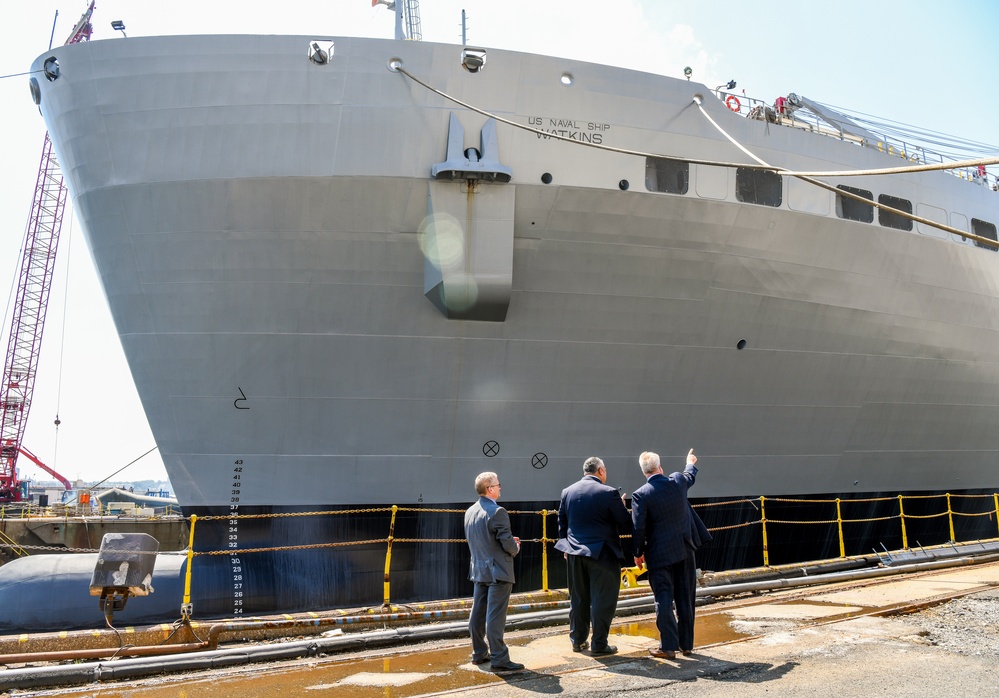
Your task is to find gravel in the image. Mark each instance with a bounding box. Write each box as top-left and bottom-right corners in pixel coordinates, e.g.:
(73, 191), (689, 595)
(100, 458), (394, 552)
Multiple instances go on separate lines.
(889, 590), (999, 659)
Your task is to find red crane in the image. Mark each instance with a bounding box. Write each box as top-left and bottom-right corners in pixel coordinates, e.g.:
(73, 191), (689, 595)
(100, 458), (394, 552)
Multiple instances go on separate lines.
(0, 2), (95, 502)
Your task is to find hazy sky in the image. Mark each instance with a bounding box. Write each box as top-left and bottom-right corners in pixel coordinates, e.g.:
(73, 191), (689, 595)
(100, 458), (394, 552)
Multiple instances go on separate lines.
(1, 0), (997, 486)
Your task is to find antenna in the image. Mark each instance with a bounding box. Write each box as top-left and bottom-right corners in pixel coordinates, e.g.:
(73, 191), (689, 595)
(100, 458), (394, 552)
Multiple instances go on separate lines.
(48, 10), (59, 51)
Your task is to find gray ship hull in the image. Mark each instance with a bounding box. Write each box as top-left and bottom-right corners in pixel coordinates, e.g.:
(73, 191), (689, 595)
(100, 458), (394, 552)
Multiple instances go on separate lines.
(17, 33), (999, 625)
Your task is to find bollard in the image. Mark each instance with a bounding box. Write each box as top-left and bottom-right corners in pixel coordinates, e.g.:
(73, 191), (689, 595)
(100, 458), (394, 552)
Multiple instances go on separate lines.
(994, 494), (999, 538)
(620, 566), (640, 589)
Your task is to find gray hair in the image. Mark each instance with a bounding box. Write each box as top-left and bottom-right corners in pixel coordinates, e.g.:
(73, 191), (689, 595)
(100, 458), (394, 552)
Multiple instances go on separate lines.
(474, 471), (498, 495)
(639, 451), (661, 475)
(583, 456), (604, 475)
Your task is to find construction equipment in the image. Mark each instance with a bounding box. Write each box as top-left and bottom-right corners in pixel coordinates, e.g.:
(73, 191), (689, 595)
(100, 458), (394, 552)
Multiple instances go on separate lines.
(0, 2), (95, 502)
(16, 445), (71, 492)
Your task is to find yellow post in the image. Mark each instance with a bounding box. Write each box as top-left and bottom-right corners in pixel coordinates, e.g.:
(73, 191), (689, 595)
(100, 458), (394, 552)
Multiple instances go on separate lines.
(541, 509), (549, 592)
(898, 495), (909, 550)
(994, 494), (999, 537)
(383, 505), (398, 608)
(181, 514), (198, 619)
(946, 493), (955, 542)
(835, 499), (845, 558)
(760, 496), (769, 567)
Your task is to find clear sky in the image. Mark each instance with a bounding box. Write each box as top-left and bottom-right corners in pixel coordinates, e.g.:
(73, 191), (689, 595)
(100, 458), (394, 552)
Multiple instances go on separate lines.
(1, 0), (997, 486)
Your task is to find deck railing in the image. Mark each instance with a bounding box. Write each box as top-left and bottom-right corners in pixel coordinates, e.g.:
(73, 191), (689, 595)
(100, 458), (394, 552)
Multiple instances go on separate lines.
(715, 90), (998, 190)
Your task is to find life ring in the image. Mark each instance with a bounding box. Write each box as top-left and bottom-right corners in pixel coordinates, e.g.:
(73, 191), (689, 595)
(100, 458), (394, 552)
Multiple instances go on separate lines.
(725, 95), (741, 112)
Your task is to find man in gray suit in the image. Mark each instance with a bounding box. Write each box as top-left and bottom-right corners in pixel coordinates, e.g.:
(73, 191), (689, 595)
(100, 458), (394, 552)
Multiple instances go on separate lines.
(464, 471), (524, 672)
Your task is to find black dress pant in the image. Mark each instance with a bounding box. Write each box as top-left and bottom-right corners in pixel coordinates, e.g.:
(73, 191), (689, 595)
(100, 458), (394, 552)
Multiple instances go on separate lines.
(566, 549), (621, 649)
(648, 549), (697, 652)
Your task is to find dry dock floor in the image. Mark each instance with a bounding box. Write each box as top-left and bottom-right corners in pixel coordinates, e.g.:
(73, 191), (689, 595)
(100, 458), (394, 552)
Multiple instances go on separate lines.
(9, 559), (999, 697)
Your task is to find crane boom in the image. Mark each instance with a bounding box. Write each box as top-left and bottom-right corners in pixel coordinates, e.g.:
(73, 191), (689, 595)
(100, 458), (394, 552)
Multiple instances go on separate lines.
(0, 2), (95, 502)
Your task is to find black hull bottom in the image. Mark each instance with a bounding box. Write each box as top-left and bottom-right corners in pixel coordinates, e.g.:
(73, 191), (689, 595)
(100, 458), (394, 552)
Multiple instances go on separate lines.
(184, 488), (999, 619)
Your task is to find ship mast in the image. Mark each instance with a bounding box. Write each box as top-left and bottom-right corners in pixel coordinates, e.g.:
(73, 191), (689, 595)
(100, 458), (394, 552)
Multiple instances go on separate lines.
(373, 0), (422, 41)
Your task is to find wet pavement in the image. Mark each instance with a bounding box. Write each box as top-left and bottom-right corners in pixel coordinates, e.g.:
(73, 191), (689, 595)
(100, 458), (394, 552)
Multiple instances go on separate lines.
(9, 558), (999, 697)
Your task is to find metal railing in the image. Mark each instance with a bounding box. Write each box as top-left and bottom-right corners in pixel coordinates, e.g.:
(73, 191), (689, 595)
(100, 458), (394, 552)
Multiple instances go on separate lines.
(715, 90), (999, 190)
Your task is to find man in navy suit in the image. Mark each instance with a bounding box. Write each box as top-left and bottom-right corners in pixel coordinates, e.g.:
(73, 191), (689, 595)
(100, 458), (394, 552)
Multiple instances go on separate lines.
(464, 471), (524, 672)
(555, 457), (634, 655)
(631, 449), (711, 659)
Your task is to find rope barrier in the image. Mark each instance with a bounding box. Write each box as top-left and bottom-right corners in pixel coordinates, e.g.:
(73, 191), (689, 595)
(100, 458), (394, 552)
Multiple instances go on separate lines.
(4, 489), (998, 619)
(692, 498), (759, 509)
(198, 507), (394, 521)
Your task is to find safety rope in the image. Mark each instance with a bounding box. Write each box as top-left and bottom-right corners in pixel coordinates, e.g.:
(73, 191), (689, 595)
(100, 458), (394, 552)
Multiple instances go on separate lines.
(197, 539), (388, 556)
(706, 520), (760, 533)
(692, 498), (760, 509)
(2, 492), (995, 560)
(393, 66), (999, 248)
(198, 507), (394, 521)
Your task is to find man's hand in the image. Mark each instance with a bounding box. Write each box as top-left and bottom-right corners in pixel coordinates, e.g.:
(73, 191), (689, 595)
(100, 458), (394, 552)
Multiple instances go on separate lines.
(634, 555), (645, 569)
(514, 536), (521, 550)
(686, 448), (697, 466)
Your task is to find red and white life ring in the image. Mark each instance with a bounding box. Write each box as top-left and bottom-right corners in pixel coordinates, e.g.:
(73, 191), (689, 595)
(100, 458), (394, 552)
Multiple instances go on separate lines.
(725, 95), (741, 112)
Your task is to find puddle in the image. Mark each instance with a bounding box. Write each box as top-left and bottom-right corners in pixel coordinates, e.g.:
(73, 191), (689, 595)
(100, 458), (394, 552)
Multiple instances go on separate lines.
(47, 647), (502, 698)
(32, 607), (757, 696)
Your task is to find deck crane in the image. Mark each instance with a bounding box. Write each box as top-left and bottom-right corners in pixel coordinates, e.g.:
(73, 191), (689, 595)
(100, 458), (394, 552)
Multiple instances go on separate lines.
(0, 2), (95, 502)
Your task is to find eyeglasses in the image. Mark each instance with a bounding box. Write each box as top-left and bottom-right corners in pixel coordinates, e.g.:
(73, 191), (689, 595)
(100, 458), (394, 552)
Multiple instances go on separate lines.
(489, 482), (501, 488)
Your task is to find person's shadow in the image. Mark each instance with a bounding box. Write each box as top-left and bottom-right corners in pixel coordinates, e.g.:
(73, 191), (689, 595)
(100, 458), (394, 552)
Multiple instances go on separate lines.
(603, 653), (799, 684)
(492, 668), (564, 694)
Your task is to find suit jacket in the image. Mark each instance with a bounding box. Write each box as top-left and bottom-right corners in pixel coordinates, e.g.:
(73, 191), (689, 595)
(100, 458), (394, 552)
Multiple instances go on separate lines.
(631, 466), (712, 568)
(554, 475), (634, 564)
(464, 495), (520, 584)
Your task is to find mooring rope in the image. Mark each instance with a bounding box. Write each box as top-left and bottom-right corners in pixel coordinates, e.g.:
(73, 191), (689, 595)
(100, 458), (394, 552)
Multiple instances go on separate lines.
(394, 65), (999, 248)
(691, 97), (999, 247)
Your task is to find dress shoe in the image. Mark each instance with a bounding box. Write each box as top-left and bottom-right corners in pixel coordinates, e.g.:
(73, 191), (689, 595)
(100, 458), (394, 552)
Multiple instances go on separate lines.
(490, 661), (525, 673)
(681, 649), (693, 656)
(589, 645), (618, 656)
(571, 642), (589, 653)
(649, 648), (676, 659)
(470, 655), (490, 665)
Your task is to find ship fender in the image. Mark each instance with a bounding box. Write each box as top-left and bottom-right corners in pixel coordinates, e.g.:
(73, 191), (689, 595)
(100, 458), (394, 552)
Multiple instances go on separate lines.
(0, 553), (187, 632)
